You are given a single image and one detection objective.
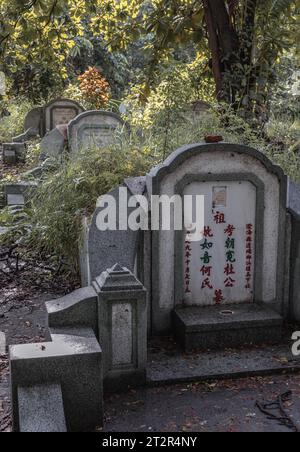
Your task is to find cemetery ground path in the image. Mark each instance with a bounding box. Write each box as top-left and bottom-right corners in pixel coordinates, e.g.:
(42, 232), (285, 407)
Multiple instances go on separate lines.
(1, 279), (300, 432)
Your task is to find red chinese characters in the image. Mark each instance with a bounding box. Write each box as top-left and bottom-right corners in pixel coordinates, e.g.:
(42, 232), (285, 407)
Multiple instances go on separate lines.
(214, 211), (226, 224)
(224, 224), (236, 289)
(245, 224), (253, 289)
(200, 227), (214, 290)
(214, 289), (225, 304)
(185, 235), (192, 294)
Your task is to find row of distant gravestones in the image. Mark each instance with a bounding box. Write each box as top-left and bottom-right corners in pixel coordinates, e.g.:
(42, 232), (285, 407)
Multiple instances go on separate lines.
(0, 98), (128, 209)
(3, 98), (127, 164)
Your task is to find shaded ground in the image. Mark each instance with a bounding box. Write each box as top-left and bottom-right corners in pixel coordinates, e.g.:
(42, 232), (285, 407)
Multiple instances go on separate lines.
(0, 264), (75, 432)
(103, 375), (300, 433)
(0, 244), (299, 433)
(1, 283), (300, 433)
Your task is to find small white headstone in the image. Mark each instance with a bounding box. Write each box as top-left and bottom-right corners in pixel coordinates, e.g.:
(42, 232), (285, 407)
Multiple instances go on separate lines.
(7, 194), (25, 206)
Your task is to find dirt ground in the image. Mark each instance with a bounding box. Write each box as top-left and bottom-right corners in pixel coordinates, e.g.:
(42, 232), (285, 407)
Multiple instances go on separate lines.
(1, 279), (300, 433)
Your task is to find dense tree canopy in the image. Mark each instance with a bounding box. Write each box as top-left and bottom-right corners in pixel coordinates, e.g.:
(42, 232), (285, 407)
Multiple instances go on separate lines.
(0, 0), (299, 117)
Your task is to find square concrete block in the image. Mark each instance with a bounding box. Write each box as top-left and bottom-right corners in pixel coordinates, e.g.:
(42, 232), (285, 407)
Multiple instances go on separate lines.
(10, 331), (103, 432)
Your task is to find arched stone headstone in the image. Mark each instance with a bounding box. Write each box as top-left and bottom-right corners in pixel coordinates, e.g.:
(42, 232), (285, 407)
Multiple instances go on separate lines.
(147, 143), (288, 332)
(43, 98), (84, 136)
(68, 110), (127, 153)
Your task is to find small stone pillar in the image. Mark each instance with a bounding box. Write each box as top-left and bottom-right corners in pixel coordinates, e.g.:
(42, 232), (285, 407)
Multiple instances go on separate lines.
(93, 264), (147, 391)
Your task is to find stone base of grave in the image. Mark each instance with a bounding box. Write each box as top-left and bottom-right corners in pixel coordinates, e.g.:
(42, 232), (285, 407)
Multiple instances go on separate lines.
(147, 336), (300, 386)
(10, 328), (103, 432)
(173, 303), (283, 351)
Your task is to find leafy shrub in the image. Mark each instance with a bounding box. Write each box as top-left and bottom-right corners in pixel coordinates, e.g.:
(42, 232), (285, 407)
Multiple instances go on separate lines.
(78, 67), (111, 110)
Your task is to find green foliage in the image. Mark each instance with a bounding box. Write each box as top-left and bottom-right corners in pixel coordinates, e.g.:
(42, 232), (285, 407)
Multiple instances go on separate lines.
(0, 97), (32, 142)
(21, 138), (158, 270)
(1, 100), (298, 276)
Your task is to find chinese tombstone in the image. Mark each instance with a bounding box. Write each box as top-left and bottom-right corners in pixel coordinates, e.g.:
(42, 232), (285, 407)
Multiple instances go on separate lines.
(13, 99), (84, 142)
(9, 141), (300, 432)
(43, 99), (84, 136)
(146, 143), (288, 342)
(68, 111), (127, 153)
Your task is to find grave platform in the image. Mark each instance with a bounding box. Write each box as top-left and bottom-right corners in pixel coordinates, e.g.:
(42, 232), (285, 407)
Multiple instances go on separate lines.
(147, 335), (300, 386)
(173, 303), (283, 351)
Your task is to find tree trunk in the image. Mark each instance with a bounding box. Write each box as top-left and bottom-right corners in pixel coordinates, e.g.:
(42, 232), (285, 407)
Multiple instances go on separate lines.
(203, 0), (223, 100)
(203, 0), (240, 103)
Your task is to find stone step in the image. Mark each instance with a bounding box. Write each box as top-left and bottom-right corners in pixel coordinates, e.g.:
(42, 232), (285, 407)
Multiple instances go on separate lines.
(173, 303), (283, 351)
(147, 339), (300, 386)
(18, 384), (67, 432)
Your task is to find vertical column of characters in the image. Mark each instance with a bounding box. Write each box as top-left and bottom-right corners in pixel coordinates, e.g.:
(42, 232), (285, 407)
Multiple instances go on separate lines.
(224, 224), (237, 291)
(245, 224), (254, 289)
(184, 232), (192, 294)
(212, 211), (227, 304)
(200, 226), (214, 291)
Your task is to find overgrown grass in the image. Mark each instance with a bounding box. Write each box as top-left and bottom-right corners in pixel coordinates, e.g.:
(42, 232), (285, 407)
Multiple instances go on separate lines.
(0, 103), (299, 275)
(0, 98), (33, 142)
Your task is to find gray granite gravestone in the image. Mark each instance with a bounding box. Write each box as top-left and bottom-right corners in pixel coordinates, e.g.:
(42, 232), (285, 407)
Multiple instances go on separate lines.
(13, 100), (84, 142)
(68, 110), (126, 153)
(25, 107), (43, 134)
(43, 99), (84, 136)
(13, 107), (43, 142)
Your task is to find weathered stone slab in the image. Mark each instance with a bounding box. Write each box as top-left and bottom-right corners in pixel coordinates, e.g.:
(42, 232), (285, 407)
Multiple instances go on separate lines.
(18, 384), (67, 432)
(68, 110), (126, 153)
(24, 107), (43, 135)
(47, 286), (98, 334)
(7, 194), (25, 206)
(4, 183), (37, 207)
(10, 329), (103, 432)
(173, 303), (283, 351)
(88, 186), (141, 281)
(2, 148), (16, 164)
(13, 128), (40, 143)
(39, 126), (66, 161)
